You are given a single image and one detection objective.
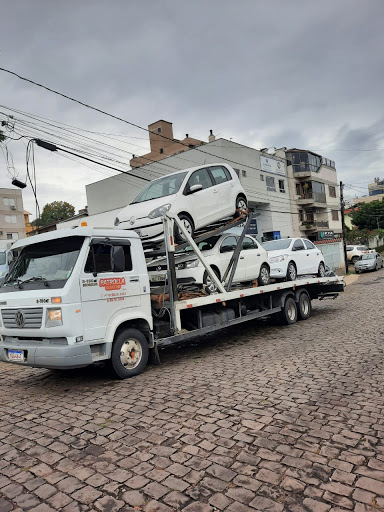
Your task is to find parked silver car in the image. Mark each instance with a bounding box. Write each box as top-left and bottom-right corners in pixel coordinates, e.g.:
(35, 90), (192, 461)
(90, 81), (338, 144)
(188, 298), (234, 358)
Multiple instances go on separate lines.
(354, 252), (383, 273)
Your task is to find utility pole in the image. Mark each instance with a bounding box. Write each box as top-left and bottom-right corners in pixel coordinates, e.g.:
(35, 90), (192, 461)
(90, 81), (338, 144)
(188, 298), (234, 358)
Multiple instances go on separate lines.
(340, 181), (349, 274)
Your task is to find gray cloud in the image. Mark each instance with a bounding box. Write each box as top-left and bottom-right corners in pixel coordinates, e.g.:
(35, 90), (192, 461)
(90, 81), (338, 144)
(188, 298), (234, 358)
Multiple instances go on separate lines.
(1, 0), (384, 213)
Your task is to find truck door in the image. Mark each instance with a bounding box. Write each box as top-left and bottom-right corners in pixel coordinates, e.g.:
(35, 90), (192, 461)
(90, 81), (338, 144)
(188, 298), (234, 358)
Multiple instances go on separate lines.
(80, 240), (141, 342)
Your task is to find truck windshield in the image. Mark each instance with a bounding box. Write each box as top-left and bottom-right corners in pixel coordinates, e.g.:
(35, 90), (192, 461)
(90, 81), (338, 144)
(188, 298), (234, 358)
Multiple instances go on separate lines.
(3, 236), (84, 288)
(0, 253), (6, 265)
(132, 172), (188, 203)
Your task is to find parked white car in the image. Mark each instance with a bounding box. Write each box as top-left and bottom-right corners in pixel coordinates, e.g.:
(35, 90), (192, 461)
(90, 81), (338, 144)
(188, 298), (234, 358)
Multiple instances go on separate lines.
(115, 164), (247, 242)
(148, 234), (270, 292)
(346, 244), (368, 263)
(262, 238), (325, 281)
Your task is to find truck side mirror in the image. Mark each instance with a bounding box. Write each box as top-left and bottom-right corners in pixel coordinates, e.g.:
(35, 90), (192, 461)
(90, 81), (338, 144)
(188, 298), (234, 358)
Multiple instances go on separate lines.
(112, 246), (125, 272)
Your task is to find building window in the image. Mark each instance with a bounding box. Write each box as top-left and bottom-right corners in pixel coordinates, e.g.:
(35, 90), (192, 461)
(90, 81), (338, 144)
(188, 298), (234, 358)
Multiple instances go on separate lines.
(234, 168), (240, 177)
(329, 185), (337, 198)
(332, 210), (339, 221)
(312, 181), (326, 203)
(296, 183), (301, 196)
(157, 127), (162, 134)
(242, 170), (247, 178)
(159, 148), (164, 154)
(5, 215), (17, 224)
(279, 180), (285, 193)
(266, 176), (276, 192)
(3, 197), (16, 207)
(299, 209), (304, 221)
(7, 233), (18, 240)
(260, 174), (264, 181)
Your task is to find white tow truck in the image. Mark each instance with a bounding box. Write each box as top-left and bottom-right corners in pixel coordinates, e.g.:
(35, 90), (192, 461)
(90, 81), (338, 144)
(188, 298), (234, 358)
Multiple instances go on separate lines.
(0, 211), (344, 379)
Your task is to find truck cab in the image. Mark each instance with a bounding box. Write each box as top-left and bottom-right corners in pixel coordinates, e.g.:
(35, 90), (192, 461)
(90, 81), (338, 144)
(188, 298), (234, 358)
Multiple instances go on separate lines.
(0, 228), (153, 377)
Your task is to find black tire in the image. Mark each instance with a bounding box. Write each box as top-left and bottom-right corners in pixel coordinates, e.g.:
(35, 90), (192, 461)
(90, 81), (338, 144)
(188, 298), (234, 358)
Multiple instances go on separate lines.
(278, 296), (298, 325)
(355, 270), (360, 274)
(234, 195), (248, 217)
(258, 264), (270, 286)
(175, 214), (194, 242)
(203, 267), (221, 294)
(297, 292), (311, 321)
(109, 328), (149, 379)
(317, 262), (326, 277)
(352, 256), (359, 264)
(286, 261), (297, 281)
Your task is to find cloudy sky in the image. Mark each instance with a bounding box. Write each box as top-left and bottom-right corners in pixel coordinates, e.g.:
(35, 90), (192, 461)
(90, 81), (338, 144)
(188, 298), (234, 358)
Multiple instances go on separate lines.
(1, 0), (383, 218)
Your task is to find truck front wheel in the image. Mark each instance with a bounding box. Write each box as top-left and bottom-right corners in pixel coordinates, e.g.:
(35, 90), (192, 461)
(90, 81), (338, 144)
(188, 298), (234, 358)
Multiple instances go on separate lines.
(109, 328), (149, 379)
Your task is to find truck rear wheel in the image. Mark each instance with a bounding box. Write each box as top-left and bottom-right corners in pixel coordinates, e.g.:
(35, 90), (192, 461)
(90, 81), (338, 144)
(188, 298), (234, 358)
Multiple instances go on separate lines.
(109, 328), (149, 379)
(297, 292), (311, 320)
(279, 296), (297, 325)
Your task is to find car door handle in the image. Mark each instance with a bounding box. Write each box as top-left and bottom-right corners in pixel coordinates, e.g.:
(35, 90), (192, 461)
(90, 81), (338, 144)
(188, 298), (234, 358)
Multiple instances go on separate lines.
(257, 253), (260, 256)
(130, 277), (139, 282)
(213, 189), (218, 193)
(240, 256), (244, 259)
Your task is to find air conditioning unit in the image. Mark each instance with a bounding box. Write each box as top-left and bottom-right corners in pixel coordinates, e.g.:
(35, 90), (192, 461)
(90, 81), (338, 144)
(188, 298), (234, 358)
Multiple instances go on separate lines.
(10, 205), (16, 210)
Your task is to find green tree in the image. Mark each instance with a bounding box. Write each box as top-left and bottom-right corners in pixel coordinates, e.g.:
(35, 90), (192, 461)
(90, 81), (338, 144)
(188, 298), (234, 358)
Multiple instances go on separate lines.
(350, 199), (384, 230)
(38, 201), (75, 226)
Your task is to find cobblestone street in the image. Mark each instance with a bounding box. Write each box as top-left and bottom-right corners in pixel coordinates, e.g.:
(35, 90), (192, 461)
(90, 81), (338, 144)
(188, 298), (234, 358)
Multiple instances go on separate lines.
(0, 271), (383, 512)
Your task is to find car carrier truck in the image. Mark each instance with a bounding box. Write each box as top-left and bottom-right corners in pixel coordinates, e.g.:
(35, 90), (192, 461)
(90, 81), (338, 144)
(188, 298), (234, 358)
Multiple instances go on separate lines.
(0, 211), (344, 379)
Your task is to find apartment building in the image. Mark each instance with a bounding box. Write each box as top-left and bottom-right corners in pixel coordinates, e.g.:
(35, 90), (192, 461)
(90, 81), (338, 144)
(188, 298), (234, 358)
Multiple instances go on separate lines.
(286, 149), (342, 241)
(0, 188), (26, 248)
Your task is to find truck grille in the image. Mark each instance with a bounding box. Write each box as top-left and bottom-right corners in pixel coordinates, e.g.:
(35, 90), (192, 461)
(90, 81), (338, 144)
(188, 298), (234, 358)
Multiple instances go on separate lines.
(1, 308), (43, 329)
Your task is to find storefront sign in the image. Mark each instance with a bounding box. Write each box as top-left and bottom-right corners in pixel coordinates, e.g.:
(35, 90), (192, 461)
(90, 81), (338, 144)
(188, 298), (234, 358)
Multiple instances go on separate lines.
(317, 230), (335, 240)
(260, 156), (286, 176)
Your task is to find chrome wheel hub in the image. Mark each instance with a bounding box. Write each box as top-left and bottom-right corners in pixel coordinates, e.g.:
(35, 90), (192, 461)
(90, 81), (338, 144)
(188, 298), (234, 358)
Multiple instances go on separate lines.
(120, 339), (142, 369)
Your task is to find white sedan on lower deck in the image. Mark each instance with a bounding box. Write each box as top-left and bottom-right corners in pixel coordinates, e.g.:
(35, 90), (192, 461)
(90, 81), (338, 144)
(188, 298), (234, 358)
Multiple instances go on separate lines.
(148, 234), (270, 292)
(262, 238), (325, 281)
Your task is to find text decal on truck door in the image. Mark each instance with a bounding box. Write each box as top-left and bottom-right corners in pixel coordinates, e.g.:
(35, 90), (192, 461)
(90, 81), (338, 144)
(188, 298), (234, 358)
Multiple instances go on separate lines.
(99, 277), (126, 291)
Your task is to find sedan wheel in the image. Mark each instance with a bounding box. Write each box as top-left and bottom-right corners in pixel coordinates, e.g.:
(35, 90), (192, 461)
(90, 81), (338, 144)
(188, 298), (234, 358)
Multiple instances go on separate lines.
(318, 262), (326, 277)
(235, 196), (248, 217)
(286, 262), (297, 281)
(258, 264), (270, 286)
(203, 268), (221, 294)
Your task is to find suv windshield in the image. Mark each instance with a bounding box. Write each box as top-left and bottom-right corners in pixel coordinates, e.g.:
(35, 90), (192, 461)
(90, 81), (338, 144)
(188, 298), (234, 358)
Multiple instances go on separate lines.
(3, 236), (84, 288)
(262, 239), (292, 251)
(132, 172), (188, 203)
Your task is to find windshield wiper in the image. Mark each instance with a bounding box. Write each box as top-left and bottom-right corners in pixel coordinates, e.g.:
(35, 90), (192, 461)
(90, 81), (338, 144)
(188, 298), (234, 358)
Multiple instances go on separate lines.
(19, 276), (50, 287)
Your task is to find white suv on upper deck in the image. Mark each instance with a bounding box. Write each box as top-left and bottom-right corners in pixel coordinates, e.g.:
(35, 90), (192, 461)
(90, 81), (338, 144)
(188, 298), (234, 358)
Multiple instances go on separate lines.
(115, 164), (247, 242)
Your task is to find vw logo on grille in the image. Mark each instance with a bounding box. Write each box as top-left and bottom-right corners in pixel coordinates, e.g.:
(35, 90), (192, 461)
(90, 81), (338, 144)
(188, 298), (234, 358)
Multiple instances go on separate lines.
(15, 310), (25, 328)
(157, 266), (162, 272)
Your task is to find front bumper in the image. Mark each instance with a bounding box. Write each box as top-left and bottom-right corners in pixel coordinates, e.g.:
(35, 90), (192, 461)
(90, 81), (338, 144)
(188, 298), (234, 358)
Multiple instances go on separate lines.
(0, 339), (94, 369)
(118, 219), (164, 241)
(269, 264), (288, 279)
(355, 264), (375, 272)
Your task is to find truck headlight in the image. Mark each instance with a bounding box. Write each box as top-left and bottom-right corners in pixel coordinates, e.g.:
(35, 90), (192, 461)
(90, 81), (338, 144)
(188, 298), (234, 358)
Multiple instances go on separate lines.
(46, 308), (63, 326)
(148, 204), (171, 219)
(269, 254), (289, 263)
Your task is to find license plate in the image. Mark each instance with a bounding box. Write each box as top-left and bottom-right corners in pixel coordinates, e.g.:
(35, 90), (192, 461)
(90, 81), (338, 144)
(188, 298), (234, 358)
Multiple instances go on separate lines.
(150, 274), (166, 282)
(134, 229), (142, 237)
(8, 349), (24, 362)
